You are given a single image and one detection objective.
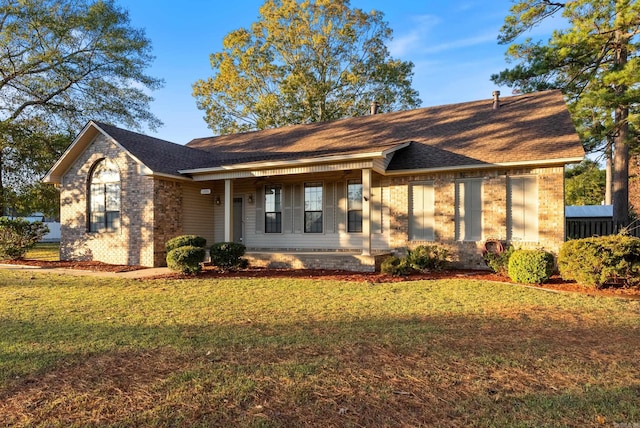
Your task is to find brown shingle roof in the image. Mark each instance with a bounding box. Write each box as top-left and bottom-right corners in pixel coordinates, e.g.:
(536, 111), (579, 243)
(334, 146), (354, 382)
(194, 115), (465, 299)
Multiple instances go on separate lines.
(93, 122), (215, 176)
(186, 90), (583, 170)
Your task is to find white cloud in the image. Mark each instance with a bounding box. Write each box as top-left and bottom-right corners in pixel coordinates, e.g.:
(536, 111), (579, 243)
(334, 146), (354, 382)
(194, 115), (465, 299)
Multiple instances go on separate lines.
(419, 31), (498, 55)
(388, 14), (440, 57)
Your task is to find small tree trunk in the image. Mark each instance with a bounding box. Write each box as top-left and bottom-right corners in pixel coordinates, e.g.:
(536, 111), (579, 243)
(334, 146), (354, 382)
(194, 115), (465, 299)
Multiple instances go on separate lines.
(0, 149), (4, 216)
(605, 139), (612, 205)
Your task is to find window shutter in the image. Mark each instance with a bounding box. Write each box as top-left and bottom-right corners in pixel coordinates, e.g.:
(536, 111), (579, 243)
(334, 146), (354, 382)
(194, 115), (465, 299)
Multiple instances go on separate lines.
(470, 180), (483, 240)
(508, 178), (523, 240)
(455, 181), (464, 241)
(325, 182), (335, 234)
(283, 184), (293, 233)
(293, 184), (302, 233)
(336, 181), (346, 233)
(371, 186), (382, 234)
(255, 185), (264, 234)
(409, 182), (434, 241)
(508, 176), (538, 241)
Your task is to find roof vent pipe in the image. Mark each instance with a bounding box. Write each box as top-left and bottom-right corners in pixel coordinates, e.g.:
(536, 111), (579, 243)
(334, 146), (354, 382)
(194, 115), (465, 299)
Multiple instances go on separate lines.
(492, 91), (500, 110)
(370, 101), (379, 115)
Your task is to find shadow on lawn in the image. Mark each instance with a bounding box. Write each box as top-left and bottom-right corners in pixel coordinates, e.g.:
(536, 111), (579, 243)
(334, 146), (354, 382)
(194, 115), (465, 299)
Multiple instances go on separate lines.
(1, 312), (639, 427)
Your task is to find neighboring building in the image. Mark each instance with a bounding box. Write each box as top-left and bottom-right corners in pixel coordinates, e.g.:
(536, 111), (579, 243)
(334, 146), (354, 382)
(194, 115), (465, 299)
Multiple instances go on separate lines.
(7, 213), (61, 242)
(43, 90), (584, 271)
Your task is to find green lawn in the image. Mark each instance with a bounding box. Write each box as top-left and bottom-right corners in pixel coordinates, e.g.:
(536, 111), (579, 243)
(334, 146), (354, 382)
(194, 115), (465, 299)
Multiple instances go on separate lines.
(24, 242), (60, 261)
(1, 270), (639, 427)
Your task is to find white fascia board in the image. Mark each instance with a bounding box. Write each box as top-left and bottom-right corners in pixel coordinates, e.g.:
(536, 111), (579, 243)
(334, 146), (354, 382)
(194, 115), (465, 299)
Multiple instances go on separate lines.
(43, 121), (97, 183)
(382, 156), (585, 176)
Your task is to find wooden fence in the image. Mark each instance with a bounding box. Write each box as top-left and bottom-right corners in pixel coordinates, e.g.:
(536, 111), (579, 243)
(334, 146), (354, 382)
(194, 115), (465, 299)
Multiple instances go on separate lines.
(566, 219), (640, 240)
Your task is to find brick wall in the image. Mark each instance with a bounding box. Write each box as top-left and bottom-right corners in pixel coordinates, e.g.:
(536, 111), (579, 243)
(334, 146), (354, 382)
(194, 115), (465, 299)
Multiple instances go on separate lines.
(387, 167), (565, 269)
(60, 133), (157, 267)
(152, 179), (183, 266)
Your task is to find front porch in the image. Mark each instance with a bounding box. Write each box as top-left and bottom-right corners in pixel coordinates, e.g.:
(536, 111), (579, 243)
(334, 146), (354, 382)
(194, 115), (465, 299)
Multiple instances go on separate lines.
(243, 250), (392, 272)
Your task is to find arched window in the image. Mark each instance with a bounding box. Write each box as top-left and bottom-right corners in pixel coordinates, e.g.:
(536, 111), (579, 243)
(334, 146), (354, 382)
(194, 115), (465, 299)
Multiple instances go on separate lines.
(89, 159), (121, 232)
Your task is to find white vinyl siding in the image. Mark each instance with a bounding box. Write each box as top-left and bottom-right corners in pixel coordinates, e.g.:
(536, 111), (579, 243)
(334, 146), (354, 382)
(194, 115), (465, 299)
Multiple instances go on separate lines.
(508, 176), (538, 241)
(409, 181), (435, 241)
(456, 179), (483, 241)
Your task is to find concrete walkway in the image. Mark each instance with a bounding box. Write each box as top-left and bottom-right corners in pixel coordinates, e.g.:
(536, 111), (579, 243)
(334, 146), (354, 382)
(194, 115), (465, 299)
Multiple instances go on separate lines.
(0, 263), (172, 278)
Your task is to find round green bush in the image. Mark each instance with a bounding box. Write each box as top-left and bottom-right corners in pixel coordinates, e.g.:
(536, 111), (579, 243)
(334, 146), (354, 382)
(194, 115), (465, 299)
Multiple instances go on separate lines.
(508, 249), (555, 284)
(210, 241), (247, 269)
(381, 256), (412, 276)
(166, 245), (206, 274)
(166, 235), (207, 253)
(558, 235), (640, 288)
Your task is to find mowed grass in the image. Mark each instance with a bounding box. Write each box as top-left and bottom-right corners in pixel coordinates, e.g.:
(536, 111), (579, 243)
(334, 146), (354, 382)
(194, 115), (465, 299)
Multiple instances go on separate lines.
(1, 270), (639, 427)
(23, 242), (60, 261)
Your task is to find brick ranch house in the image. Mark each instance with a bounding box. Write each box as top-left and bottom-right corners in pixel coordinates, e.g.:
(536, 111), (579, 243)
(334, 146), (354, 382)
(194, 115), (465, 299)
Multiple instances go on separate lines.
(43, 90), (584, 272)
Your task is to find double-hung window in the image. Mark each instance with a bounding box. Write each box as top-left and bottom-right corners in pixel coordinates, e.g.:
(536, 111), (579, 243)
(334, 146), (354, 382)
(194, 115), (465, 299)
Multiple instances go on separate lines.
(304, 182), (323, 233)
(347, 180), (363, 233)
(265, 185), (282, 233)
(89, 159), (120, 233)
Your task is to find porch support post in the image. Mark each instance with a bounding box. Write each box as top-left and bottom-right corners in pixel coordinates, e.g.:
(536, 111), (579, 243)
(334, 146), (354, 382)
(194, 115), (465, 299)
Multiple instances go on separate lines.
(224, 179), (233, 242)
(362, 168), (372, 256)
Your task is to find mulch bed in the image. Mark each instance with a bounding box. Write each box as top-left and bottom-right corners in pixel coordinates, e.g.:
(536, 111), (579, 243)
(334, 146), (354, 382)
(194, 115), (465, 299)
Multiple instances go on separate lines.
(1, 259), (144, 273)
(4, 259), (640, 298)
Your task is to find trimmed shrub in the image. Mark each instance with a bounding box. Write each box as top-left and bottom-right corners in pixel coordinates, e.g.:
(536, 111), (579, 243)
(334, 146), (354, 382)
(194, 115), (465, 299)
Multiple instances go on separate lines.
(210, 241), (247, 269)
(0, 217), (49, 260)
(407, 244), (449, 271)
(381, 256), (413, 276)
(558, 235), (640, 288)
(508, 249), (555, 284)
(167, 245), (206, 274)
(484, 245), (514, 277)
(166, 235), (207, 253)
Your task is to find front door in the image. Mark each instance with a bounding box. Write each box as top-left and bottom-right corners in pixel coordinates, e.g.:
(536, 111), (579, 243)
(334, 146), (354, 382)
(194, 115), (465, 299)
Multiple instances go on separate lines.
(233, 197), (243, 243)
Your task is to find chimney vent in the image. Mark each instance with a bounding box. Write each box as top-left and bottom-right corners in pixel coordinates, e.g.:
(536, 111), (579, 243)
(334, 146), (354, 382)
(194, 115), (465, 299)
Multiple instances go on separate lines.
(492, 91), (500, 110)
(370, 101), (379, 115)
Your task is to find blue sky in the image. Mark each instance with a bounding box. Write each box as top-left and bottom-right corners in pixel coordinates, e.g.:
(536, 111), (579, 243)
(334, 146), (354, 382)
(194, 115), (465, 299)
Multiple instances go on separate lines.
(116, 1), (558, 144)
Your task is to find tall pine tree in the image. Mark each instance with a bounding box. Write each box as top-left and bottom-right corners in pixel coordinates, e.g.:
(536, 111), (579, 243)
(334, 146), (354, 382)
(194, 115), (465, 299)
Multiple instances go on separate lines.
(492, 0), (639, 223)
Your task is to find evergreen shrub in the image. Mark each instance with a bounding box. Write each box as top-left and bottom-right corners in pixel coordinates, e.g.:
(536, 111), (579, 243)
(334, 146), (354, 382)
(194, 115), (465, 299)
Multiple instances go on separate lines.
(558, 235), (640, 288)
(406, 244), (450, 271)
(210, 241), (247, 269)
(0, 217), (49, 260)
(381, 255), (413, 276)
(508, 249), (555, 284)
(166, 245), (206, 274)
(166, 235), (207, 253)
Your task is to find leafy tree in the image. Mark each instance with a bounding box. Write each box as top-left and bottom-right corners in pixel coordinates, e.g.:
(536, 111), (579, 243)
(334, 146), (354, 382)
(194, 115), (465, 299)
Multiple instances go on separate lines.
(565, 159), (606, 205)
(492, 0), (640, 224)
(193, 0), (421, 135)
(0, 0), (163, 215)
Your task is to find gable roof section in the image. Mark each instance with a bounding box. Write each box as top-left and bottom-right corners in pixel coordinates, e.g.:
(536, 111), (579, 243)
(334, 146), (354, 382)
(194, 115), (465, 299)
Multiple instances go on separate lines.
(92, 122), (214, 176)
(184, 90), (583, 175)
(43, 121), (214, 184)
